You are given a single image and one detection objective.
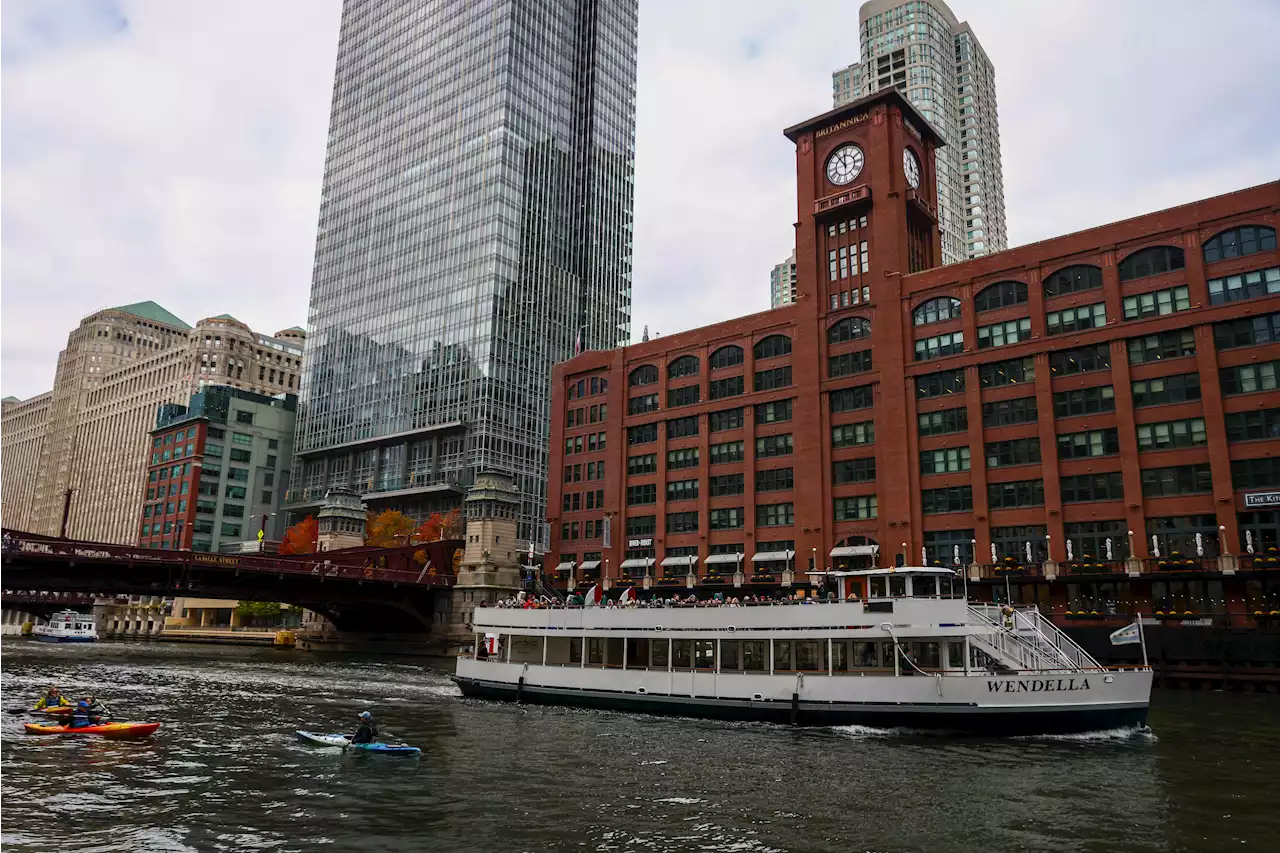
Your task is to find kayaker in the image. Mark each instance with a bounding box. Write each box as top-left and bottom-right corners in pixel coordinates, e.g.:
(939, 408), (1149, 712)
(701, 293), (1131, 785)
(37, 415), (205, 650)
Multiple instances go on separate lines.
(351, 711), (378, 744)
(34, 686), (71, 709)
(68, 700), (103, 729)
(83, 696), (111, 720)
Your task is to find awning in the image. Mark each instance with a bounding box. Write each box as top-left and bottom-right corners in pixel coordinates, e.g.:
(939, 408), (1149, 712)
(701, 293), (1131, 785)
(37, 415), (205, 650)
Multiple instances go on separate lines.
(553, 561), (576, 572)
(578, 560), (601, 570)
(619, 557), (656, 570)
(659, 555), (699, 567)
(704, 553), (745, 565)
(752, 550), (795, 563)
(830, 545), (880, 558)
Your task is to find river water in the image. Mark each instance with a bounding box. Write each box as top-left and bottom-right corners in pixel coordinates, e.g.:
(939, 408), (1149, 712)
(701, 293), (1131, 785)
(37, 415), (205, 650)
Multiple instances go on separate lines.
(1, 641), (1276, 853)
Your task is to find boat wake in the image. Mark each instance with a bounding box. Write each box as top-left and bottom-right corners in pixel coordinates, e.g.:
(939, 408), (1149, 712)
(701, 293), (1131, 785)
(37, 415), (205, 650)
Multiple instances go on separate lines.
(1015, 725), (1157, 743)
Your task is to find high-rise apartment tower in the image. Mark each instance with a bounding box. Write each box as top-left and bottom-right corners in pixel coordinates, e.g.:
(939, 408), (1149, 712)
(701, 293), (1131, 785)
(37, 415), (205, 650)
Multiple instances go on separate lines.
(289, 0), (640, 546)
(833, 0), (1006, 265)
(770, 252), (798, 308)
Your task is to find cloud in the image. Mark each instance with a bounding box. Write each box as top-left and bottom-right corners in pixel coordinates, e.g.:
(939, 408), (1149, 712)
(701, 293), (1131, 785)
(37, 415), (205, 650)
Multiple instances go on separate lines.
(3, 0), (1278, 400)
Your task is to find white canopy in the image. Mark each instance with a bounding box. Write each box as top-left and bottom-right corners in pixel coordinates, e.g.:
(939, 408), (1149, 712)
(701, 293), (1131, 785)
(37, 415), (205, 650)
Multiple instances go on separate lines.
(751, 550), (795, 563)
(553, 561), (576, 572)
(704, 553), (745, 565)
(830, 545), (879, 557)
(619, 557), (656, 569)
(659, 555), (698, 567)
(578, 560), (601, 570)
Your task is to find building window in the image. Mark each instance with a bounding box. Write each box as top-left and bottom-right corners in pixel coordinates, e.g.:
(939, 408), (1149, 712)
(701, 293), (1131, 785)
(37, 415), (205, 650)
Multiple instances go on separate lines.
(1137, 418), (1207, 450)
(666, 479), (699, 502)
(1224, 409), (1280, 442)
(1220, 361), (1279, 395)
(668, 355), (700, 380)
(1214, 313), (1280, 350)
(626, 516), (656, 536)
(208, 427), (225, 439)
(667, 416), (699, 440)
(754, 335), (792, 360)
(629, 365), (658, 387)
(709, 408), (744, 431)
(668, 385), (701, 408)
(666, 511), (699, 534)
(1064, 521), (1129, 560)
(834, 496), (877, 521)
(756, 503), (794, 527)
(223, 504), (245, 518)
(1060, 472), (1125, 503)
(710, 441), (744, 465)
(977, 318), (1031, 349)
(709, 508), (745, 530)
(1131, 373), (1201, 407)
(232, 433), (252, 446)
(1141, 464), (1213, 497)
(829, 351), (873, 378)
(628, 394), (659, 415)
(627, 484), (658, 506)
(832, 456), (876, 484)
(221, 523), (241, 537)
(667, 448), (699, 470)
(1123, 285), (1191, 320)
(710, 473), (745, 496)
(974, 280), (1027, 312)
(709, 376), (745, 400)
(924, 530), (975, 566)
(831, 421), (874, 448)
(829, 316), (872, 342)
(1054, 386), (1115, 418)
(1232, 457), (1280, 490)
(710, 345), (744, 370)
(988, 480), (1045, 509)
(1128, 329), (1195, 364)
(921, 447), (970, 474)
(1046, 303), (1106, 335)
(1148, 515), (1220, 559)
(1049, 343), (1111, 376)
(1043, 264), (1102, 298)
(914, 331), (963, 361)
(234, 410), (254, 425)
(921, 486), (973, 515)
(917, 407), (967, 436)
(229, 448), (251, 463)
(225, 485), (247, 500)
(978, 357), (1034, 388)
(916, 369), (965, 398)
(1239, 511), (1280, 553)
(755, 399), (793, 424)
(986, 438), (1042, 467)
(627, 424), (658, 446)
(1058, 428), (1120, 459)
(1118, 246), (1185, 281)
(1202, 225), (1277, 263)
(756, 468), (795, 492)
(754, 366), (792, 391)
(756, 434), (794, 458)
(1208, 266), (1280, 306)
(627, 454), (657, 475)
(912, 298), (961, 327)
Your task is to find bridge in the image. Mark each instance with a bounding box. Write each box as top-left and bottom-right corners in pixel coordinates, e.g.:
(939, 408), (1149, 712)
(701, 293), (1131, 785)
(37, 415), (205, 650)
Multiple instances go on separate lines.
(1, 529), (462, 633)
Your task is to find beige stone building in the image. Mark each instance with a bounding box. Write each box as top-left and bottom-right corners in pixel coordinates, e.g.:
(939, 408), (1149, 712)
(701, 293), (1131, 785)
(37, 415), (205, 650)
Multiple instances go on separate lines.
(1, 302), (304, 545)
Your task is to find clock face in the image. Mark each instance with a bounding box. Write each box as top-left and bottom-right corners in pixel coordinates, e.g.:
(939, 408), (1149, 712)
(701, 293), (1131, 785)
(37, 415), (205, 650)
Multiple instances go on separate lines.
(903, 147), (922, 189)
(825, 145), (865, 186)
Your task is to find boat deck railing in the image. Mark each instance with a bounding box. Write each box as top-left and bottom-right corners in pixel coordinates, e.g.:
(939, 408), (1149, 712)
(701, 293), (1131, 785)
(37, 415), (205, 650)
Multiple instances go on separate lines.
(967, 604), (1103, 673)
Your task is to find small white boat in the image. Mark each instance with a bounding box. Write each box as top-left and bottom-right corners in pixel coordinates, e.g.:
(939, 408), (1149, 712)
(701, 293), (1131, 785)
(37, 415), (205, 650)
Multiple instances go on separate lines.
(32, 610), (98, 643)
(454, 567), (1153, 735)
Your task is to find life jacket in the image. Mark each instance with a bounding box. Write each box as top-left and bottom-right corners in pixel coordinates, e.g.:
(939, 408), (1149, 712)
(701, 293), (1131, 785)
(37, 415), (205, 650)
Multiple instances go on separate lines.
(37, 694), (68, 709)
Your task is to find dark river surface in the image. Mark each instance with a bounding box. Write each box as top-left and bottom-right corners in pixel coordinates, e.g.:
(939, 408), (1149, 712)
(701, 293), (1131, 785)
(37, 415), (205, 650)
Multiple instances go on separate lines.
(2, 640), (1277, 853)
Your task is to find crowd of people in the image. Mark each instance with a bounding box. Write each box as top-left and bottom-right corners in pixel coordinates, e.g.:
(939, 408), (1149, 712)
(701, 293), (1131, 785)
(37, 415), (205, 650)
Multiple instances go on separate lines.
(485, 590), (845, 609)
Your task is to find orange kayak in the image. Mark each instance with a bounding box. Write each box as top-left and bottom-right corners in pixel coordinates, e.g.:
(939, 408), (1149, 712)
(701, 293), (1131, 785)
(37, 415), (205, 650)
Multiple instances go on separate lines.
(34, 706), (74, 716)
(24, 722), (160, 739)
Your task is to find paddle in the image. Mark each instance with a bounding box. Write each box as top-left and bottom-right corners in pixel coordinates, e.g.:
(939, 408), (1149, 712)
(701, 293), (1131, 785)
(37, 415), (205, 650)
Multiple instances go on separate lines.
(6, 708), (33, 716)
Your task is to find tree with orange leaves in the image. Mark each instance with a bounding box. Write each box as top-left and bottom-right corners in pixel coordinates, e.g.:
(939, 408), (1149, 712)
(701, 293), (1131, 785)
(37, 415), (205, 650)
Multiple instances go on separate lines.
(414, 508), (463, 543)
(364, 509), (416, 548)
(280, 516), (318, 555)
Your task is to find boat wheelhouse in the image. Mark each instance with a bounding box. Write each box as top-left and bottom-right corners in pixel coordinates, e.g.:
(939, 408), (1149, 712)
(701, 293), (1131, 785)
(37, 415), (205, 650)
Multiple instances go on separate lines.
(454, 568), (1152, 735)
(32, 610), (98, 643)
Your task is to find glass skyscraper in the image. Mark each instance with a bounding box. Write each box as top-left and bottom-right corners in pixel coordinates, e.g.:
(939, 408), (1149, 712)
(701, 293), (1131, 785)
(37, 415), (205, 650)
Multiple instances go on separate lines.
(289, 0), (638, 545)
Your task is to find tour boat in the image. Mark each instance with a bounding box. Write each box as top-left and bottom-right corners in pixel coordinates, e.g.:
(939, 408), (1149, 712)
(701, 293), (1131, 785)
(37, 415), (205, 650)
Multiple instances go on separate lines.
(32, 610), (98, 643)
(454, 567), (1153, 735)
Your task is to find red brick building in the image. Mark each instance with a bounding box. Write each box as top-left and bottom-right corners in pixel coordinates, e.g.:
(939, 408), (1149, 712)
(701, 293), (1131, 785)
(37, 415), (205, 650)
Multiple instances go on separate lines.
(547, 89), (1280, 611)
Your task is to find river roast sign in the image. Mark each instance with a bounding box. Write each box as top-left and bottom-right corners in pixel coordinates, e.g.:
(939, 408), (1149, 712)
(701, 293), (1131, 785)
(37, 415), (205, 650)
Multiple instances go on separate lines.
(1244, 491), (1280, 508)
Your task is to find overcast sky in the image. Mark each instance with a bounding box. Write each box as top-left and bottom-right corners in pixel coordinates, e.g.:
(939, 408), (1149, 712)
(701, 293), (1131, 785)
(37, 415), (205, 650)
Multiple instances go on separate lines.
(3, 0), (1278, 400)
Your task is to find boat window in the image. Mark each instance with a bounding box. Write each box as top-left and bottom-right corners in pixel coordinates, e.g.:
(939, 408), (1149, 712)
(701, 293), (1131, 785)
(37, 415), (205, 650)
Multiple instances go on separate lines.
(914, 575), (939, 597)
(889, 575), (908, 597)
(795, 640), (825, 672)
(587, 637), (604, 665)
(773, 640), (793, 672)
(870, 576), (888, 597)
(672, 639), (692, 669)
(832, 641), (850, 672)
(720, 640), (741, 670)
(853, 641), (879, 668)
(569, 637), (582, 664)
(864, 601), (893, 614)
(743, 641), (768, 671)
(605, 637), (624, 667)
(694, 641), (716, 670)
(908, 641), (942, 669)
(625, 638), (650, 670)
(948, 641), (965, 668)
(651, 638), (669, 668)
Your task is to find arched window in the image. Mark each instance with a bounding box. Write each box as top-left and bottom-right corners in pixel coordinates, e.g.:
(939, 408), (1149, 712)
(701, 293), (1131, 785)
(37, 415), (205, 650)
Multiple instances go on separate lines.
(709, 345), (744, 370)
(754, 334), (792, 360)
(828, 316), (872, 344)
(628, 364), (658, 387)
(912, 297), (961, 327)
(1203, 225), (1277, 263)
(974, 280), (1028, 312)
(1043, 265), (1102, 298)
(668, 355), (700, 379)
(1118, 246), (1185, 282)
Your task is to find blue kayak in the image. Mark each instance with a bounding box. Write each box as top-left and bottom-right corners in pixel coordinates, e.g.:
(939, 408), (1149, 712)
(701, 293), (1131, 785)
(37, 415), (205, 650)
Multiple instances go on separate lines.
(295, 730), (421, 756)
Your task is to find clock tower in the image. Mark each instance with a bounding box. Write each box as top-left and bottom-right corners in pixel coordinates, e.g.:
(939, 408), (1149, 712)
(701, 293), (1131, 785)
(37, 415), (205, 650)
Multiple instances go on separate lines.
(783, 89), (945, 566)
